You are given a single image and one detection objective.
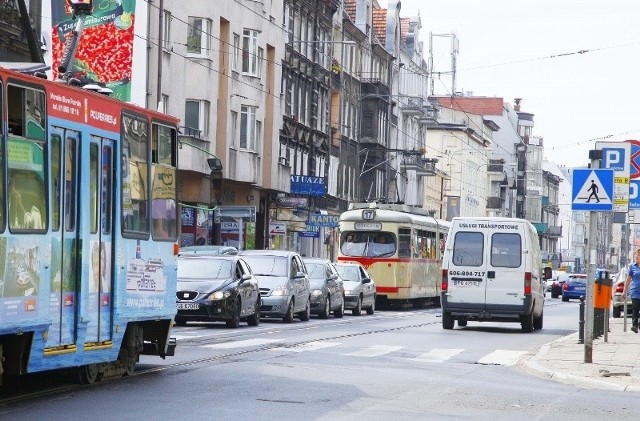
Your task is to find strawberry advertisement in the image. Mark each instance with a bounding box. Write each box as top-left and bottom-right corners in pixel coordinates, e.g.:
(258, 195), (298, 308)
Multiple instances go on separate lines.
(51, 0), (136, 102)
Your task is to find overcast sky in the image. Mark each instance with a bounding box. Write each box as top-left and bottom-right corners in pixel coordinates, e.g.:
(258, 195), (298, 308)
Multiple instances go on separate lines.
(378, 0), (640, 169)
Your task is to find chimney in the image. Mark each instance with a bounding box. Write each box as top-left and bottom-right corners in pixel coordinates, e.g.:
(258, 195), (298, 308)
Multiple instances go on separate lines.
(513, 98), (522, 111)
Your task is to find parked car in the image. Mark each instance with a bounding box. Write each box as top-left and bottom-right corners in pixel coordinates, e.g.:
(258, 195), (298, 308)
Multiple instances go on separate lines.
(561, 274), (587, 301)
(239, 250), (311, 323)
(303, 258), (346, 318)
(178, 245), (239, 256)
(332, 262), (376, 316)
(550, 272), (570, 299)
(175, 254), (260, 328)
(612, 269), (632, 318)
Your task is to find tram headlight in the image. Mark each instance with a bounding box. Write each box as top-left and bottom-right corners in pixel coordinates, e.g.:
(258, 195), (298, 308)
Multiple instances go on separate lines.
(311, 289), (323, 297)
(209, 290), (231, 300)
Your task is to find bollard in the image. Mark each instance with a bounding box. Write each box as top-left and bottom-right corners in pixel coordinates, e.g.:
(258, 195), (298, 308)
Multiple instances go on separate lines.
(579, 296), (585, 344)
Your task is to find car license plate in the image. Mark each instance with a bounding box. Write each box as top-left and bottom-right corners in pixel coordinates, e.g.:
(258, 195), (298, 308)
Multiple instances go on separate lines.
(453, 280), (480, 287)
(574, 287), (585, 292)
(177, 303), (199, 310)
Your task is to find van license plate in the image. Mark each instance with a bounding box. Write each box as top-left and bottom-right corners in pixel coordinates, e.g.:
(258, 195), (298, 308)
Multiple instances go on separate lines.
(177, 303), (199, 310)
(453, 280), (480, 287)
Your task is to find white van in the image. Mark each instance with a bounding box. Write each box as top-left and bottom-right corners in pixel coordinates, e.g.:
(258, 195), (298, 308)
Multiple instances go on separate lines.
(440, 217), (550, 332)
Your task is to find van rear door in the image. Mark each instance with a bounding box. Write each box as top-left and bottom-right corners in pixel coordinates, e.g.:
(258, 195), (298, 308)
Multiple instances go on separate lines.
(446, 227), (489, 305)
(484, 228), (525, 307)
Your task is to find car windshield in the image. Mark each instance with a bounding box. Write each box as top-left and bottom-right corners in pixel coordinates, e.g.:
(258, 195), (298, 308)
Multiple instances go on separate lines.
(305, 263), (327, 280)
(334, 265), (358, 282)
(242, 255), (288, 277)
(177, 258), (233, 280)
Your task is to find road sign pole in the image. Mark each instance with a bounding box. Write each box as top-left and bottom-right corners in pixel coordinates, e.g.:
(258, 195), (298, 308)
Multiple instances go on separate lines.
(584, 151), (600, 363)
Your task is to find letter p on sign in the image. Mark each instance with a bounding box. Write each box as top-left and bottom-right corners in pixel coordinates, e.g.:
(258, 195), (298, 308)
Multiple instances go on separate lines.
(603, 148), (625, 171)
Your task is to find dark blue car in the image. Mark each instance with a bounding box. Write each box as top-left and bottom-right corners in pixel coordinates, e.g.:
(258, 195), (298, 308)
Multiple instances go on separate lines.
(561, 274), (587, 301)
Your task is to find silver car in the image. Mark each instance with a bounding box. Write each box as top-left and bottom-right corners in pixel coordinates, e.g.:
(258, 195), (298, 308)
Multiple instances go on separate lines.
(303, 258), (345, 319)
(239, 250), (311, 323)
(332, 262), (376, 316)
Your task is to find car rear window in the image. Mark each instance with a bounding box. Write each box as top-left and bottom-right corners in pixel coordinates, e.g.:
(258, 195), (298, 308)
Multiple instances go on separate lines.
(452, 231), (483, 267)
(305, 263), (327, 279)
(334, 265), (358, 281)
(490, 233), (521, 268)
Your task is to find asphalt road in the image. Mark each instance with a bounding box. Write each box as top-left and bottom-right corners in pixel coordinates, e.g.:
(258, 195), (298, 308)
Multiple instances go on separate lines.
(2, 298), (639, 420)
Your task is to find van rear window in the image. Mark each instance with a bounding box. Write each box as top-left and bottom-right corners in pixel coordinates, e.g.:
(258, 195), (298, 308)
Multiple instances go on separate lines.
(491, 233), (521, 268)
(452, 231), (483, 266)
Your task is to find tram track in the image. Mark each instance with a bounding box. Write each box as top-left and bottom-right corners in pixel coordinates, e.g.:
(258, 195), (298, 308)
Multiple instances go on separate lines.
(0, 311), (439, 408)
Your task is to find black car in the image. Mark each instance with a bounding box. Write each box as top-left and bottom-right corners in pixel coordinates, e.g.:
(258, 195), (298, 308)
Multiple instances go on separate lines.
(175, 254), (261, 328)
(303, 258), (345, 319)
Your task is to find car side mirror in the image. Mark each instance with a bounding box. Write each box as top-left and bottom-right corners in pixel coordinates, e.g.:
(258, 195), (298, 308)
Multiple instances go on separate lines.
(362, 278), (371, 284)
(329, 274), (338, 281)
(241, 273), (252, 282)
(295, 271), (306, 279)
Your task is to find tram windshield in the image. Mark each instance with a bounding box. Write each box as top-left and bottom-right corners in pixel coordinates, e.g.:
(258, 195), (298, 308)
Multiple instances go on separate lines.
(340, 231), (396, 257)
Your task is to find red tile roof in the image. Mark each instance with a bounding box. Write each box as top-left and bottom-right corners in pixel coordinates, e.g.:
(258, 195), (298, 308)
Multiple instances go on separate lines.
(372, 8), (387, 46)
(435, 96), (504, 116)
(344, 0), (356, 21)
(400, 17), (410, 40)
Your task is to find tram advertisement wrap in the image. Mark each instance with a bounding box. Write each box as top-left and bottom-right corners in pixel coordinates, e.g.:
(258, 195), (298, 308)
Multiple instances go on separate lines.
(51, 0), (137, 101)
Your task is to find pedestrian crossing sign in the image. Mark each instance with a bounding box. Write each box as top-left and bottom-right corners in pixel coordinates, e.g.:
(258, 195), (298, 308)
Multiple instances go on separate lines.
(572, 168), (614, 211)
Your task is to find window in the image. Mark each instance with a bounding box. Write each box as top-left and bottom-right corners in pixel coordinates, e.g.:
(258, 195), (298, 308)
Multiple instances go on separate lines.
(160, 94), (169, 114)
(151, 124), (178, 241)
(452, 231), (484, 267)
(240, 105), (257, 150)
(162, 10), (171, 50)
(230, 111), (238, 149)
(90, 143), (99, 233)
(232, 33), (240, 71)
(242, 29), (259, 75)
(491, 233), (521, 268)
(257, 47), (264, 78)
(187, 17), (210, 56)
(121, 114), (149, 236)
(184, 100), (210, 138)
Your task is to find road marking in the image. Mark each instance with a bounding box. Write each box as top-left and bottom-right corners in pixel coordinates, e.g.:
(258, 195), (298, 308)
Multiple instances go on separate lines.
(477, 350), (528, 366)
(344, 345), (403, 357)
(414, 348), (463, 363)
(273, 341), (341, 353)
(202, 338), (281, 349)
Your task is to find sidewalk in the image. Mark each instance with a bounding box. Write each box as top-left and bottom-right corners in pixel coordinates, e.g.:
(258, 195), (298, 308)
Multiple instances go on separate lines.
(520, 317), (640, 392)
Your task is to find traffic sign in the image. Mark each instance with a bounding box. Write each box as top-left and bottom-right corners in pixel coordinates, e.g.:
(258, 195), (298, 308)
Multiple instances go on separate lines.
(571, 169), (614, 211)
(597, 141), (630, 212)
(626, 139), (640, 180)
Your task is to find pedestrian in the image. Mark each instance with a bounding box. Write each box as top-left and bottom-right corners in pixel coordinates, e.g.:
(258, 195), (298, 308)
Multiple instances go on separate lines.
(624, 249), (640, 333)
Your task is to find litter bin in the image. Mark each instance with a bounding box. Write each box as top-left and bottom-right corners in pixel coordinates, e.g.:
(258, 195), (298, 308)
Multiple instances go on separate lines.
(593, 270), (612, 338)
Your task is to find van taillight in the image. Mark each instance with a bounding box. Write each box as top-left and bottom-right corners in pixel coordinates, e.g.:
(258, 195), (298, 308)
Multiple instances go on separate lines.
(616, 282), (625, 293)
(442, 269), (449, 292)
(524, 272), (532, 295)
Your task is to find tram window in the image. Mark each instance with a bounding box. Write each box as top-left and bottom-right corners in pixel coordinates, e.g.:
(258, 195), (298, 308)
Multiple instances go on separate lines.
(64, 135), (77, 231)
(398, 228), (411, 258)
(90, 143), (99, 233)
(452, 231), (484, 267)
(151, 124), (177, 241)
(51, 134), (61, 231)
(121, 114), (149, 236)
(7, 85), (45, 141)
(491, 233), (521, 268)
(102, 145), (113, 235)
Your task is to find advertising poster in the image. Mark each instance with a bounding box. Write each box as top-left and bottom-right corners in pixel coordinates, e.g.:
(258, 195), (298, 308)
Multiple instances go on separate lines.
(51, 0), (137, 101)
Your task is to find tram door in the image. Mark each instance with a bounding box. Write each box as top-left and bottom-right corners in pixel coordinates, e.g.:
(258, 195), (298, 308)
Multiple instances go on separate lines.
(47, 127), (80, 347)
(86, 138), (114, 343)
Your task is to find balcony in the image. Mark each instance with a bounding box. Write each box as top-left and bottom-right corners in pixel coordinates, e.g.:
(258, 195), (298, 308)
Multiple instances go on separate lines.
(547, 226), (563, 238)
(228, 149), (260, 184)
(399, 97), (424, 116)
(177, 132), (211, 174)
(486, 196), (503, 209)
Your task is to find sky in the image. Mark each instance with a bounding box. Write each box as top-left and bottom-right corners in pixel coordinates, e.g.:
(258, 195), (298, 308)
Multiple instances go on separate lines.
(378, 0), (640, 169)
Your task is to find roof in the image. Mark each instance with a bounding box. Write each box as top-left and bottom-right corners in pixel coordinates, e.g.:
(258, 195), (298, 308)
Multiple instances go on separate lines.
(372, 8), (387, 45)
(239, 250), (299, 257)
(344, 0), (356, 21)
(434, 96), (504, 117)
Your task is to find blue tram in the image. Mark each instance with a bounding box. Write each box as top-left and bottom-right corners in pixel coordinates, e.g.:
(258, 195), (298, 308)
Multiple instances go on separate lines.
(0, 64), (179, 384)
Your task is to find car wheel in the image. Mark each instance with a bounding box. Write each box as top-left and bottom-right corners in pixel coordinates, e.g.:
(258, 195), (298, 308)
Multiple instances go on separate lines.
(533, 310), (543, 330)
(299, 298), (311, 321)
(457, 318), (467, 327)
(352, 296), (362, 316)
(226, 300), (241, 328)
(442, 312), (454, 330)
(283, 299), (294, 323)
(562, 295), (569, 302)
(247, 298), (261, 326)
(333, 296), (345, 318)
(319, 297), (330, 319)
(551, 292), (559, 299)
(521, 311), (534, 333)
(613, 306), (621, 318)
(366, 297), (375, 315)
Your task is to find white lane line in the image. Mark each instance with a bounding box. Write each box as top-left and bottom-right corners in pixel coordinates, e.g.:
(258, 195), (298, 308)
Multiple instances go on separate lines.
(273, 341), (342, 353)
(477, 350), (528, 366)
(345, 345), (403, 357)
(202, 338), (282, 349)
(414, 348), (464, 363)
